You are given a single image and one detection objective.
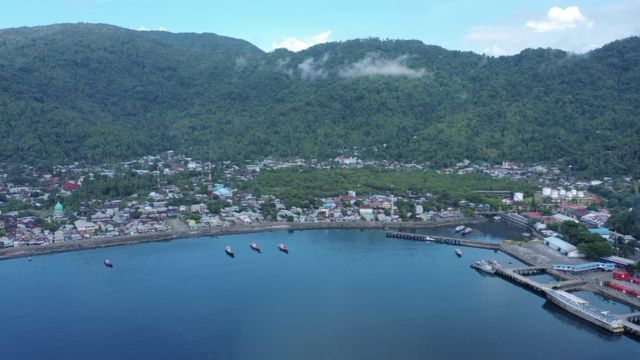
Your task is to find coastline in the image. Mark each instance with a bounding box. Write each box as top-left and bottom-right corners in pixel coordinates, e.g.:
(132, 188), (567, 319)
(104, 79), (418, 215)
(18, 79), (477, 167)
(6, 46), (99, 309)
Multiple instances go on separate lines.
(0, 217), (484, 261)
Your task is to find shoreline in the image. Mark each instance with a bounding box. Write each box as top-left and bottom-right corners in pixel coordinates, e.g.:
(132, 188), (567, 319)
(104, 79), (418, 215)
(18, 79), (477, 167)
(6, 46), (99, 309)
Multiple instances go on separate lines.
(0, 217), (484, 261)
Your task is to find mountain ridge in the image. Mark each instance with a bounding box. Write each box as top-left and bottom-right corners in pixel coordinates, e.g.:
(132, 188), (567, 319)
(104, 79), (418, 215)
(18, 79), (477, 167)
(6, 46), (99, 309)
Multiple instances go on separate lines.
(0, 23), (638, 175)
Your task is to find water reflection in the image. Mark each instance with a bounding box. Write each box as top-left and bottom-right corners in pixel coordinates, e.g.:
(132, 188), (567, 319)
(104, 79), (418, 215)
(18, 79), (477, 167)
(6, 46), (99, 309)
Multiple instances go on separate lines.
(541, 302), (624, 342)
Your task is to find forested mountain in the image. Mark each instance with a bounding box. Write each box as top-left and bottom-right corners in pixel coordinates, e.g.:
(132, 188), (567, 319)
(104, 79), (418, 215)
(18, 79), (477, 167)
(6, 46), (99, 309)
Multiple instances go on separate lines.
(1, 23), (638, 175)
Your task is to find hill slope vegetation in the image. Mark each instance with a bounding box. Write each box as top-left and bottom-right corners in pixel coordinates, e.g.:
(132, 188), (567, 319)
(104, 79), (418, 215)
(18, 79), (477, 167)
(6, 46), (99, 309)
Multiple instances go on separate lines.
(0, 23), (638, 175)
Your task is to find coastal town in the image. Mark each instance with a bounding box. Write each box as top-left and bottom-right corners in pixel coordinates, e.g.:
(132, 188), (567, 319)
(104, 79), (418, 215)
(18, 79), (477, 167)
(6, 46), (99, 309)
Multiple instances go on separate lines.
(1, 153), (638, 261)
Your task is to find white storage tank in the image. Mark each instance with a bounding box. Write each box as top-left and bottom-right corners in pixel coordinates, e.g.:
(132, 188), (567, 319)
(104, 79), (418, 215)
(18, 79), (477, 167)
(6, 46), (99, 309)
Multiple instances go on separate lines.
(570, 189), (578, 197)
(551, 190), (559, 199)
(542, 187), (552, 196)
(577, 191), (584, 198)
(559, 188), (566, 197)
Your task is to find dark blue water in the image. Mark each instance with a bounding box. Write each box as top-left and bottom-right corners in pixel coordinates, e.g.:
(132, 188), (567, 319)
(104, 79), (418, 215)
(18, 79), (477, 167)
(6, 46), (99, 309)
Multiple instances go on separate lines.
(1, 227), (638, 359)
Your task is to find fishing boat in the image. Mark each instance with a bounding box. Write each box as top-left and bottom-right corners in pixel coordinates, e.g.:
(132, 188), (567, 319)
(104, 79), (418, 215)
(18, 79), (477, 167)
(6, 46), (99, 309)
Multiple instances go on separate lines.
(278, 243), (289, 254)
(225, 245), (235, 258)
(455, 225), (465, 232)
(455, 249), (462, 257)
(250, 242), (261, 253)
(461, 227), (473, 235)
(104, 259), (113, 268)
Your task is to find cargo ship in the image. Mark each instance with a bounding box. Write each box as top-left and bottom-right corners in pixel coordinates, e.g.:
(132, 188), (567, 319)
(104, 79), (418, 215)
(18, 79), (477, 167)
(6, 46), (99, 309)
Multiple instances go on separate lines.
(546, 290), (625, 333)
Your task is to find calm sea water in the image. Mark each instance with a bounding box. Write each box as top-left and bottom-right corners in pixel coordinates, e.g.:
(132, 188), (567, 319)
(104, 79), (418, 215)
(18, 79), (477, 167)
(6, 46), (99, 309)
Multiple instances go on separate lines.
(1, 225), (638, 359)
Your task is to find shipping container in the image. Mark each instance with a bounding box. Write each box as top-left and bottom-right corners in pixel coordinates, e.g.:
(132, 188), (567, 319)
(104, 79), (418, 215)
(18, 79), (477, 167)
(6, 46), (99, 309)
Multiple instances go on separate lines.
(609, 282), (636, 296)
(613, 272), (630, 281)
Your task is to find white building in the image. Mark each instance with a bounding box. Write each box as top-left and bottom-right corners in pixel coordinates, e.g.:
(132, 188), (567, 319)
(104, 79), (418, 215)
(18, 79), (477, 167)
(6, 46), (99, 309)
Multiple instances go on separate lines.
(544, 237), (584, 258)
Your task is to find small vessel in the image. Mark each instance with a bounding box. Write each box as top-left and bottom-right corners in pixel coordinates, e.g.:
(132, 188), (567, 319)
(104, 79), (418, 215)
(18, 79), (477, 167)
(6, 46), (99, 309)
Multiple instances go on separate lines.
(455, 225), (465, 232)
(461, 227), (473, 235)
(493, 216), (501, 221)
(470, 259), (495, 274)
(546, 290), (624, 333)
(250, 242), (261, 253)
(488, 259), (501, 268)
(28, 257), (32, 262)
(455, 249), (462, 257)
(278, 243), (289, 254)
(104, 259), (113, 268)
(225, 245), (234, 258)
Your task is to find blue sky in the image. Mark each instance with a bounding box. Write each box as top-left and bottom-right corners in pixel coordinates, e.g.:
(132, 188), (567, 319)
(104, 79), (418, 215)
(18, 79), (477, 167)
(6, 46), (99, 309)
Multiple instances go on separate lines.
(2, 0), (639, 54)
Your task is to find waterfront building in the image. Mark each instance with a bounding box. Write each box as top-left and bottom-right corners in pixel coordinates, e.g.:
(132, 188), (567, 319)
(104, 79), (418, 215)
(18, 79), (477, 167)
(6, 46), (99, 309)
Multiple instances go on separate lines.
(544, 237), (584, 258)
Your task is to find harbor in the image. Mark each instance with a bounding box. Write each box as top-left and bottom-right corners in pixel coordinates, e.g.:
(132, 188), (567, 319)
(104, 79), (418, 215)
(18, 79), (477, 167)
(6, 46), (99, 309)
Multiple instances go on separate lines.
(387, 230), (640, 338)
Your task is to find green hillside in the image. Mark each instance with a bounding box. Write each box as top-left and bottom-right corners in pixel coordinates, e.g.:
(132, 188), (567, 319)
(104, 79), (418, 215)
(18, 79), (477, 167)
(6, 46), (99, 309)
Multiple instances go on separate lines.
(0, 23), (638, 175)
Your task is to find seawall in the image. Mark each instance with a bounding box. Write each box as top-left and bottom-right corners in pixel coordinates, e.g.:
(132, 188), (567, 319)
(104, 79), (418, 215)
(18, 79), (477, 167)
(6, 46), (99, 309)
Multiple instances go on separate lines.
(0, 217), (484, 260)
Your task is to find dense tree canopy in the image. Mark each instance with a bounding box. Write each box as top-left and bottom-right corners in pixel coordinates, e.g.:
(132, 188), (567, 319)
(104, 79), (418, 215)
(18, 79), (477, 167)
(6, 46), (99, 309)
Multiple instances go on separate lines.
(1, 24), (639, 175)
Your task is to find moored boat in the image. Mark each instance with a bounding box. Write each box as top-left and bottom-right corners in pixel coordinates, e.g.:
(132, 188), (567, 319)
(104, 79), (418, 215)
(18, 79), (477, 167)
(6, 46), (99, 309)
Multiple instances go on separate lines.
(470, 259), (495, 274)
(455, 249), (462, 257)
(225, 245), (235, 258)
(250, 242), (261, 253)
(104, 259), (113, 268)
(278, 243), (289, 253)
(461, 227), (473, 235)
(455, 225), (465, 232)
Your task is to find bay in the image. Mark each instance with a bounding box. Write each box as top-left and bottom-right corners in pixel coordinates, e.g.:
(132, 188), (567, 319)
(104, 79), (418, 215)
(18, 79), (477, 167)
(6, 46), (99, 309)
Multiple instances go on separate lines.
(1, 226), (638, 359)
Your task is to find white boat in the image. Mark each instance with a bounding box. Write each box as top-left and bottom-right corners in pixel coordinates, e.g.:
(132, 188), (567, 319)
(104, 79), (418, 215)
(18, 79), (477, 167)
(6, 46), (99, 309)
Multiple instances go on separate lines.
(546, 290), (624, 333)
(493, 216), (501, 221)
(461, 227), (473, 235)
(455, 225), (465, 232)
(470, 259), (495, 274)
(250, 242), (261, 253)
(455, 249), (462, 257)
(225, 246), (235, 257)
(488, 259), (501, 268)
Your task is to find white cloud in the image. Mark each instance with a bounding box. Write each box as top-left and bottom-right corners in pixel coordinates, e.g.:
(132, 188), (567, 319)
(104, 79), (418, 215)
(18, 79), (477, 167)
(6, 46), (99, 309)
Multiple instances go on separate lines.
(297, 53), (329, 80)
(525, 6), (590, 32)
(464, 2), (640, 56)
(272, 30), (332, 52)
(137, 26), (167, 32)
(339, 54), (426, 78)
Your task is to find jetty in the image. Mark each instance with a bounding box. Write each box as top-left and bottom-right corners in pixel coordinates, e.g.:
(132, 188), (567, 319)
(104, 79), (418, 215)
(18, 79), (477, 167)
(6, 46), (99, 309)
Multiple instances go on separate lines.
(385, 232), (499, 250)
